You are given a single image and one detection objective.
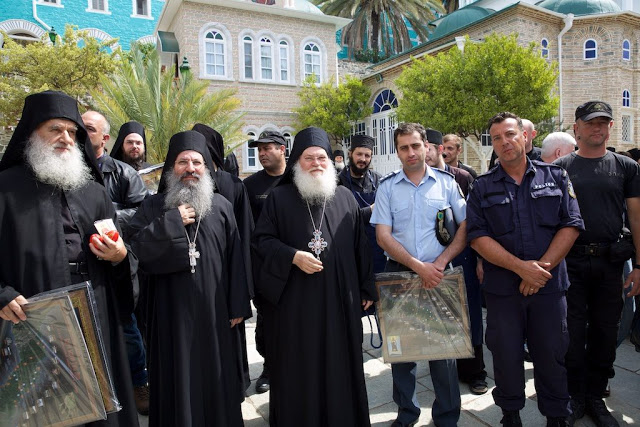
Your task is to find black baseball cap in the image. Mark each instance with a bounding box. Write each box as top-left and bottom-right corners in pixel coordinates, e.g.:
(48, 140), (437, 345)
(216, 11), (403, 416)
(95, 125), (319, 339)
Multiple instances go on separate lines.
(249, 130), (286, 147)
(575, 101), (613, 122)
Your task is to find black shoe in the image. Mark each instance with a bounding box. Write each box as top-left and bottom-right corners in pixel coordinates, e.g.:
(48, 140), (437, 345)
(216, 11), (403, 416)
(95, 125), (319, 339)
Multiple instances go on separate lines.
(255, 368), (269, 394)
(500, 410), (522, 427)
(567, 398), (585, 426)
(547, 416), (569, 427)
(585, 397), (619, 427)
(469, 378), (488, 395)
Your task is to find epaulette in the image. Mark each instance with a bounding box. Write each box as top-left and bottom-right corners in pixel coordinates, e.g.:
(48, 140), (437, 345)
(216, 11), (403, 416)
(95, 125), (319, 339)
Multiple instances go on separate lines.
(380, 169), (400, 182)
(531, 159), (567, 176)
(433, 168), (454, 179)
(476, 164), (499, 179)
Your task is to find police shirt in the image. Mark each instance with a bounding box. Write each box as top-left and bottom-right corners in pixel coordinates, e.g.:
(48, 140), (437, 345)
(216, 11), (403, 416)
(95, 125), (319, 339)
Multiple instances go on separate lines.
(466, 159), (584, 295)
(370, 166), (466, 263)
(554, 151), (640, 245)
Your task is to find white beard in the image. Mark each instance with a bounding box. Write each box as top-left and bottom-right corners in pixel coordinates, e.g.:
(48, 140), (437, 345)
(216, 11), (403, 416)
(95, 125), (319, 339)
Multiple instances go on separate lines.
(335, 161), (345, 172)
(293, 161), (337, 205)
(25, 135), (92, 191)
(164, 170), (215, 218)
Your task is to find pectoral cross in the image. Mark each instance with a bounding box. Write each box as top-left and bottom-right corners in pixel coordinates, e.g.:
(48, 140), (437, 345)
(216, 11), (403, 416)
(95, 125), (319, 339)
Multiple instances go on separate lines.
(188, 242), (200, 273)
(308, 229), (328, 260)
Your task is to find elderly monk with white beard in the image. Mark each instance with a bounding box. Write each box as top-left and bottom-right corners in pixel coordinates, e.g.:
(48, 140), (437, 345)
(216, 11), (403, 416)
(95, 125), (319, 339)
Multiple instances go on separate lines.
(0, 90), (139, 427)
(252, 127), (376, 427)
(128, 131), (251, 427)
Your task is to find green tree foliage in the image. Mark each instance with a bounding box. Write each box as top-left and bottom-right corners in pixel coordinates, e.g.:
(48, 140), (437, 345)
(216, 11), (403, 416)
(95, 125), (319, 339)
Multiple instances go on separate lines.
(314, 0), (444, 58)
(396, 33), (559, 140)
(0, 25), (117, 126)
(89, 45), (243, 163)
(294, 75), (372, 141)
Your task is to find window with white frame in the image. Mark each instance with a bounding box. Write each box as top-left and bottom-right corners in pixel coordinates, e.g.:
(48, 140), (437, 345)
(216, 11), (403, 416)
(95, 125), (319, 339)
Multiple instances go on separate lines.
(621, 114), (632, 142)
(541, 38), (549, 58)
(89, 0), (107, 11)
(303, 42), (321, 83)
(623, 39), (631, 61)
(279, 40), (289, 82)
(246, 132), (259, 170)
(260, 37), (274, 80)
(243, 36), (254, 79)
(39, 0), (61, 5)
(481, 129), (491, 147)
(205, 30), (226, 77)
(282, 132), (293, 159)
(133, 0), (150, 16)
(623, 90), (631, 107)
(584, 39), (597, 60)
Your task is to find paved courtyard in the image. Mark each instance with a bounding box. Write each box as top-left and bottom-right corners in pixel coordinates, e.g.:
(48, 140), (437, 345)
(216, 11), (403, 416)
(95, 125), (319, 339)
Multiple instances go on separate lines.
(140, 306), (640, 426)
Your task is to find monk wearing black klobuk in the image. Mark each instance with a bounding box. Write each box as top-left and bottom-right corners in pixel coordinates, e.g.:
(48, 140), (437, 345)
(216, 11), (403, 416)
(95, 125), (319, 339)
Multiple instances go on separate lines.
(252, 126), (376, 426)
(129, 131), (251, 427)
(0, 90), (139, 427)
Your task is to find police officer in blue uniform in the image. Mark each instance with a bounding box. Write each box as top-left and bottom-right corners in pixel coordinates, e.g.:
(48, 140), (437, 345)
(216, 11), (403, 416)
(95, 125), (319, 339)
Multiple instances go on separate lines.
(371, 123), (466, 427)
(338, 135), (385, 273)
(466, 112), (584, 427)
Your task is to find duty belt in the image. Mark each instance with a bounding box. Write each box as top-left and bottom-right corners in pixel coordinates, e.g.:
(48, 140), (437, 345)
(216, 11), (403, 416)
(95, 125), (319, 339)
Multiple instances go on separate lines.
(569, 243), (611, 257)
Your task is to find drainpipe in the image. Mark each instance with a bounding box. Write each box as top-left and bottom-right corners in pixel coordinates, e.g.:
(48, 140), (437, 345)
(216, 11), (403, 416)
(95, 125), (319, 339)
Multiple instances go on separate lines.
(32, 0), (51, 31)
(557, 13), (573, 130)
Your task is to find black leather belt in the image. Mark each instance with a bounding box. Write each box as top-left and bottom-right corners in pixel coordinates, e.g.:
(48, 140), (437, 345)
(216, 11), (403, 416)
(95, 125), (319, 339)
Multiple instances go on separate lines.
(69, 261), (89, 275)
(386, 259), (409, 272)
(569, 243), (611, 257)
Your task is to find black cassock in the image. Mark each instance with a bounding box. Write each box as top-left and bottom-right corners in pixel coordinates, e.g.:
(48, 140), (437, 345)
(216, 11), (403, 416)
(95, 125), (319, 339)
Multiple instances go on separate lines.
(0, 165), (139, 427)
(129, 192), (251, 427)
(252, 185), (375, 427)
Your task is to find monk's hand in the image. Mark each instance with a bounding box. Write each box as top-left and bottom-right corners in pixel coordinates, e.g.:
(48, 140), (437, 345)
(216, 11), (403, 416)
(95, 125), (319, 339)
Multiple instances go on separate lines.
(90, 231), (127, 263)
(515, 260), (552, 288)
(519, 280), (542, 297)
(415, 262), (444, 289)
(293, 251), (323, 274)
(362, 300), (373, 311)
(0, 295), (28, 324)
(230, 317), (243, 328)
(178, 204), (196, 226)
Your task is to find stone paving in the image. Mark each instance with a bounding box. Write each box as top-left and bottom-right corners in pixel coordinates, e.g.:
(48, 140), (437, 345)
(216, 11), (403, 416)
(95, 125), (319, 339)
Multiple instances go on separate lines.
(140, 306), (640, 426)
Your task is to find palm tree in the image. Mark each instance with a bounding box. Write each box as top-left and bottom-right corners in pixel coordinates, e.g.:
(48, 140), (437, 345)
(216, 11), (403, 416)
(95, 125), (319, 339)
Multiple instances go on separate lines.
(89, 45), (243, 163)
(443, 0), (459, 14)
(313, 0), (445, 58)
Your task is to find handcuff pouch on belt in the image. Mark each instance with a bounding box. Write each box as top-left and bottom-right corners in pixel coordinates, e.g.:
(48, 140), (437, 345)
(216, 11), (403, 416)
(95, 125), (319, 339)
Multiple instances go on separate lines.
(436, 208), (457, 246)
(610, 227), (635, 263)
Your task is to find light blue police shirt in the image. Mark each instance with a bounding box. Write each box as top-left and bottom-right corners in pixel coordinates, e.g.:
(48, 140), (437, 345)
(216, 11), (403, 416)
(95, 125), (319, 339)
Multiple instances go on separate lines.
(370, 166), (466, 263)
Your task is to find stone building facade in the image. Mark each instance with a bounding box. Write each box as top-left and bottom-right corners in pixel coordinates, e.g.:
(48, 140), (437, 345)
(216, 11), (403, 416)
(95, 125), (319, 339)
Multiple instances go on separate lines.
(156, 0), (348, 174)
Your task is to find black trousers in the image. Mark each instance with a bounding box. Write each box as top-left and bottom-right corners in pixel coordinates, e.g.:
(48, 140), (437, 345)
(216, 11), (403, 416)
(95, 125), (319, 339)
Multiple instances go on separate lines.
(565, 253), (624, 399)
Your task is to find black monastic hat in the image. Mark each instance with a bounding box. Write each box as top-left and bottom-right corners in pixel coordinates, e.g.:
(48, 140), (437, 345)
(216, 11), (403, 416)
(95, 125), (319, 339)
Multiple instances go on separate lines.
(192, 123), (225, 169)
(111, 121), (147, 162)
(278, 127), (332, 186)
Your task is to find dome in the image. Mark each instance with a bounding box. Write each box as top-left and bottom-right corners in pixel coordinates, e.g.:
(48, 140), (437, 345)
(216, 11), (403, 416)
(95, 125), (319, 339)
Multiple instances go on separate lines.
(293, 0), (324, 15)
(536, 0), (621, 16)
(429, 6), (494, 40)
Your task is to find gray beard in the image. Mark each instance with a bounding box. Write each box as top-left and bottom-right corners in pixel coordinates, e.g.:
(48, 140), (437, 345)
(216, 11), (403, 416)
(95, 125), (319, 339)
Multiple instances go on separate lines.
(164, 170), (215, 218)
(24, 135), (92, 191)
(293, 161), (337, 205)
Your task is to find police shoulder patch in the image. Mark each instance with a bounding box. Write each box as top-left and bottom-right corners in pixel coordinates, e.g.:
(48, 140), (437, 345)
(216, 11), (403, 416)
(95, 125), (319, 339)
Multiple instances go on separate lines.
(567, 179), (577, 199)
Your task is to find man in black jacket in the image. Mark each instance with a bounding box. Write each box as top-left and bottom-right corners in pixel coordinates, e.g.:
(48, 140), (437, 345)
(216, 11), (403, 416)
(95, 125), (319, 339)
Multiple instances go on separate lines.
(82, 110), (150, 415)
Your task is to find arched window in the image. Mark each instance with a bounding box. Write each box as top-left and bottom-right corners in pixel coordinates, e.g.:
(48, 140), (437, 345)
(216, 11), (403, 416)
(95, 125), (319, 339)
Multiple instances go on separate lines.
(584, 39), (597, 60)
(279, 40), (289, 82)
(541, 38), (549, 58)
(623, 39), (631, 61)
(373, 89), (398, 114)
(204, 30), (226, 76)
(282, 131), (293, 159)
(303, 42), (321, 83)
(260, 36), (273, 80)
(246, 131), (259, 170)
(243, 36), (254, 79)
(623, 90), (631, 107)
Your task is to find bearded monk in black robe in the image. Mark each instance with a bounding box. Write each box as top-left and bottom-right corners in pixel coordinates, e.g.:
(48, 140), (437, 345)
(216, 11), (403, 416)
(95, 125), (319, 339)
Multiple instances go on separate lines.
(0, 90), (139, 427)
(129, 131), (251, 427)
(252, 127), (376, 426)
